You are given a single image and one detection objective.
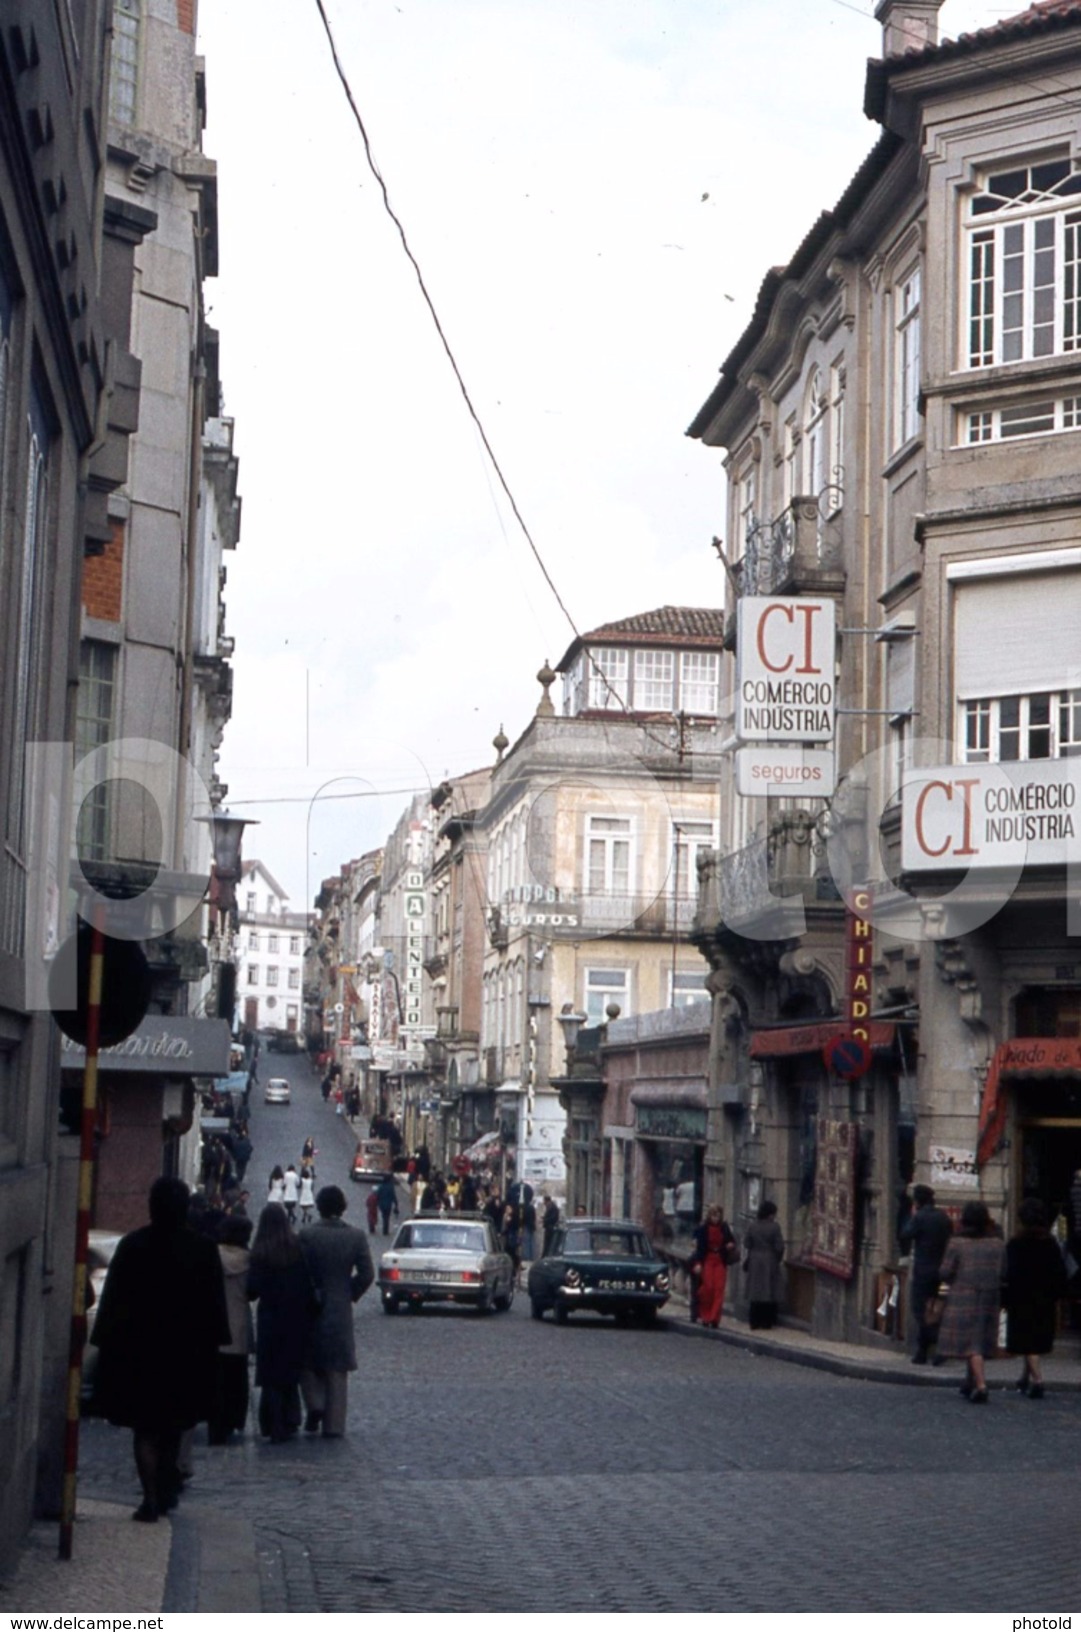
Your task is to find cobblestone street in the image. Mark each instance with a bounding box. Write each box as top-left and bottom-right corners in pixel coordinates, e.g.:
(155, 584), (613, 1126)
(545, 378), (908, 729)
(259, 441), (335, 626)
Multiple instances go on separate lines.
(12, 1059), (1081, 1615)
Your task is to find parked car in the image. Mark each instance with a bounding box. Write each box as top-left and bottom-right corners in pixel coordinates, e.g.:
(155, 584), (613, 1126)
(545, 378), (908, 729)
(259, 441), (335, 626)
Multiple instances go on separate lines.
(527, 1219), (670, 1325)
(351, 1138), (391, 1183)
(378, 1214), (514, 1315)
(266, 1030), (301, 1053)
(264, 1077), (291, 1104)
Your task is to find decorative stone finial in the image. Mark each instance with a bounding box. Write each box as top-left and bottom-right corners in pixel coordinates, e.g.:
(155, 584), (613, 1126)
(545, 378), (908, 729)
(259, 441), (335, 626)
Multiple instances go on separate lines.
(493, 724), (508, 763)
(536, 659), (556, 718)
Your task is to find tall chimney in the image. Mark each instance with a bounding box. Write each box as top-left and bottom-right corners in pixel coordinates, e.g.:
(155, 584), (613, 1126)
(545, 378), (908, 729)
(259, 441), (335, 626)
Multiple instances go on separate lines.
(874, 0), (944, 56)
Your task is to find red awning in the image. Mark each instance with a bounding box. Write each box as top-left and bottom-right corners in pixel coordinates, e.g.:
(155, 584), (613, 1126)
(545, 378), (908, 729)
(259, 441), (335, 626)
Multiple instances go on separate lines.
(978, 1036), (1081, 1168)
(750, 1020), (895, 1059)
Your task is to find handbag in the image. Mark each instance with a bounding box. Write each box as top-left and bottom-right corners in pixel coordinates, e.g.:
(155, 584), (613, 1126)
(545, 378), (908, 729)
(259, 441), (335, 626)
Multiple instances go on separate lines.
(724, 1236), (740, 1267)
(923, 1287), (948, 1328)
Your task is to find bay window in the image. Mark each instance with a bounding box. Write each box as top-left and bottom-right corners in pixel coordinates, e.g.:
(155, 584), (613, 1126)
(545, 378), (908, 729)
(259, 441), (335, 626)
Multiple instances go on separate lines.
(966, 158), (1081, 368)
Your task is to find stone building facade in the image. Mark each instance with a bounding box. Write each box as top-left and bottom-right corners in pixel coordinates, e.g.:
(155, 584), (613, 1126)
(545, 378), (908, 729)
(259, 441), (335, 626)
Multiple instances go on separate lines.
(688, 0), (1081, 1345)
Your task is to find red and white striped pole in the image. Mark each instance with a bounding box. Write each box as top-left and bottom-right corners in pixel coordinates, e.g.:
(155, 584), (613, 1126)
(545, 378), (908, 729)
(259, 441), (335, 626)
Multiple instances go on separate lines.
(58, 908), (106, 1561)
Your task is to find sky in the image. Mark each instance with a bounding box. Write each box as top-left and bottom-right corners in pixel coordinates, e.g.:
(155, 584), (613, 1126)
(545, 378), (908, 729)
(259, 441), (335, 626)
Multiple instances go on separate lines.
(198, 0), (999, 908)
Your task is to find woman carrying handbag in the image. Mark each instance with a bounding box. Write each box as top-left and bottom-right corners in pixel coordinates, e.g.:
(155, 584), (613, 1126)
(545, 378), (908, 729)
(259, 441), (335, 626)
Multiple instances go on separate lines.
(691, 1204), (739, 1328)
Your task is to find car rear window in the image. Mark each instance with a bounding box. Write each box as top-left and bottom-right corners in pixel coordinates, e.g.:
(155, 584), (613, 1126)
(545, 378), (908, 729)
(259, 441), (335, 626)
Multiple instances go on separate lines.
(403, 1225), (487, 1252)
(564, 1228), (650, 1258)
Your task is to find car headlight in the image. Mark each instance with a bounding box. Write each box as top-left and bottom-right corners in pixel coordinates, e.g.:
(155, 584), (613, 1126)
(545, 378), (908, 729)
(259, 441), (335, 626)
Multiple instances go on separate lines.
(563, 1267), (581, 1288)
(654, 1271), (670, 1291)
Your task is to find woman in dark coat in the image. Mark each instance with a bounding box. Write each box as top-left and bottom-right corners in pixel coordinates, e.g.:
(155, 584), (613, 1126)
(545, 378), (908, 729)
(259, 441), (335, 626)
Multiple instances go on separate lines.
(935, 1199), (1007, 1404)
(247, 1202), (315, 1442)
(91, 1177), (230, 1521)
(691, 1205), (738, 1328)
(743, 1200), (785, 1329)
(1004, 1197), (1068, 1398)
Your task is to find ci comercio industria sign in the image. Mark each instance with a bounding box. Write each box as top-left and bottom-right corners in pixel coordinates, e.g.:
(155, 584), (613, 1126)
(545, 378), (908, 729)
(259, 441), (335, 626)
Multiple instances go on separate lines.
(736, 596), (836, 744)
(901, 759), (1081, 871)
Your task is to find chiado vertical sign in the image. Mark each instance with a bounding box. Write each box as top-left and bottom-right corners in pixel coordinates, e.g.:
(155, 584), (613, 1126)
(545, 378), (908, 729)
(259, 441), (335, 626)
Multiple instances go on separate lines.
(736, 597), (836, 744)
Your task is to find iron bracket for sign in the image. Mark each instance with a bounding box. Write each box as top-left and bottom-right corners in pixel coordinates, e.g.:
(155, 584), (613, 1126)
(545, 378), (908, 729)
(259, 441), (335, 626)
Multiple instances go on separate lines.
(834, 707), (919, 716)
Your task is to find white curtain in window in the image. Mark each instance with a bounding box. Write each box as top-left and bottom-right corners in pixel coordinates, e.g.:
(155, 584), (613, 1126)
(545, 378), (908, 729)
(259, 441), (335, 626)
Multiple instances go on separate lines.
(954, 569), (1081, 698)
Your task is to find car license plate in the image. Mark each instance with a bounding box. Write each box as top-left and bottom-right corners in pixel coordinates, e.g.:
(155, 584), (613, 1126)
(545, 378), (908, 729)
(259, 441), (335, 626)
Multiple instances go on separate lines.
(418, 1270), (454, 1283)
(596, 1279), (628, 1291)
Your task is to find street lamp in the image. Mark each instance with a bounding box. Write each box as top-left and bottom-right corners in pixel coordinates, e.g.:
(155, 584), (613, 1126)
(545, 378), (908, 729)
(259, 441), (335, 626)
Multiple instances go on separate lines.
(557, 1003), (588, 1068)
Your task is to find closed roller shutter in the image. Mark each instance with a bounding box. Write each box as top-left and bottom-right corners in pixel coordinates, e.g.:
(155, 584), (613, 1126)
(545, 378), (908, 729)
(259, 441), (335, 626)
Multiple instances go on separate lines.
(953, 570), (1081, 699)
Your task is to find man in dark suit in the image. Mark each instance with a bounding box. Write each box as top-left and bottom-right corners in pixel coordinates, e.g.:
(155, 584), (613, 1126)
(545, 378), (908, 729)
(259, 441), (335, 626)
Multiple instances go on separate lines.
(298, 1186), (374, 1438)
(900, 1183), (953, 1364)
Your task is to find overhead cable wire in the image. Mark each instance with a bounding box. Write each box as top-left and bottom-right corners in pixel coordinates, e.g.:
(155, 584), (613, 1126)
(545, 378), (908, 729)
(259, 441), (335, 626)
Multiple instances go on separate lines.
(310, 0), (684, 762)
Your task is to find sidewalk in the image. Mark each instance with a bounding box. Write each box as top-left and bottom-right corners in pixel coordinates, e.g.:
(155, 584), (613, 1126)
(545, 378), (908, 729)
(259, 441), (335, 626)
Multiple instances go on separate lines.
(0, 1497), (262, 1614)
(668, 1296), (1081, 1388)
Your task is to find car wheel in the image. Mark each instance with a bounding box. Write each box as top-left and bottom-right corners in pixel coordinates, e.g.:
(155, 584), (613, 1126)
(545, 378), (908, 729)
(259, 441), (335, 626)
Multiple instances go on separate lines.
(530, 1298), (546, 1321)
(494, 1282), (514, 1313)
(636, 1306), (658, 1326)
(406, 1298), (423, 1315)
(381, 1296), (399, 1316)
(476, 1291), (494, 1315)
(553, 1300), (569, 1325)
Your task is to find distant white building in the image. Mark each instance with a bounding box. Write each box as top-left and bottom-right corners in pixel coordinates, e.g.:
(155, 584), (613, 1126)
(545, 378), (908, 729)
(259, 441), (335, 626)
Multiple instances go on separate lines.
(236, 860), (309, 1037)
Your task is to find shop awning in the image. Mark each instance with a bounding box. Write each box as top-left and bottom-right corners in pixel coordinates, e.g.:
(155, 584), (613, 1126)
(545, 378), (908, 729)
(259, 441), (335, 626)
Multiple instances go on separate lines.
(978, 1036), (1081, 1169)
(749, 1019), (895, 1058)
(463, 1130), (503, 1160)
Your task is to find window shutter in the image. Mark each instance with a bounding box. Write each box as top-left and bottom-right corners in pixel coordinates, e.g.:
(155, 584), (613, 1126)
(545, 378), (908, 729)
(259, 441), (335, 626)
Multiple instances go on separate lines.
(954, 570), (1081, 698)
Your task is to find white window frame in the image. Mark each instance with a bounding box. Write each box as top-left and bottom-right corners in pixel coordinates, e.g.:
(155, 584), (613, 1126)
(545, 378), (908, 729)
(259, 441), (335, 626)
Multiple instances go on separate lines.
(290, 935), (302, 955)
(587, 646), (629, 711)
(108, 0), (140, 126)
(584, 966), (631, 1025)
(288, 968), (300, 989)
(669, 968), (709, 1008)
(247, 965), (258, 986)
(633, 648), (674, 713)
(827, 360), (845, 511)
(585, 815), (634, 896)
(267, 933), (279, 954)
(958, 689), (1081, 762)
(895, 269), (921, 447)
(266, 965), (279, 988)
(679, 651), (719, 715)
(803, 368), (826, 496)
(965, 158), (1081, 369)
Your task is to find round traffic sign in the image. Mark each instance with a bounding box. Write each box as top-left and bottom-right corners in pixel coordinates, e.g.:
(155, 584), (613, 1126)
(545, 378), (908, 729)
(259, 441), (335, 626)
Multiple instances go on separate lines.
(823, 1035), (872, 1080)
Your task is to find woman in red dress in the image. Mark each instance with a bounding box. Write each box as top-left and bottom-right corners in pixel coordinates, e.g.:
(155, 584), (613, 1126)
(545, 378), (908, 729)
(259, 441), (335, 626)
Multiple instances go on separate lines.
(691, 1204), (737, 1328)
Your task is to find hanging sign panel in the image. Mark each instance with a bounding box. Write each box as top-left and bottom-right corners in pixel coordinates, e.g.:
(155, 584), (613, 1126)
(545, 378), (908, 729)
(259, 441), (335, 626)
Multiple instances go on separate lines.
(736, 597), (836, 744)
(901, 760), (1081, 871)
(736, 746), (836, 798)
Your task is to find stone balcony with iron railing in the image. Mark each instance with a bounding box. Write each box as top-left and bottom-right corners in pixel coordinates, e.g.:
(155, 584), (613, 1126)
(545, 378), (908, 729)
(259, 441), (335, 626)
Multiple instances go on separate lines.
(726, 495), (845, 646)
(578, 891), (697, 938)
(694, 811), (841, 944)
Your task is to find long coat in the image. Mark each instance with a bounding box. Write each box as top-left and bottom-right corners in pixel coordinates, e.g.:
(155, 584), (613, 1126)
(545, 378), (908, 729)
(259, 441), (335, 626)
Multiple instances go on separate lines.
(935, 1234), (1007, 1359)
(91, 1223), (230, 1430)
(1004, 1229), (1068, 1355)
(247, 1254), (314, 1389)
(743, 1217), (785, 1305)
(300, 1217), (374, 1372)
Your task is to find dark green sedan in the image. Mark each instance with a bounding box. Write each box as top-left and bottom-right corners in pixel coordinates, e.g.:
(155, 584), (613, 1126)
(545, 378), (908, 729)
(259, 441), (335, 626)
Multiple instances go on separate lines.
(527, 1218), (670, 1325)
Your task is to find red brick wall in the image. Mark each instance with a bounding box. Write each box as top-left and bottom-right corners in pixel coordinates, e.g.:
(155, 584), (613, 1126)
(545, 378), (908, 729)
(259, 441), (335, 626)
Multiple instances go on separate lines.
(82, 519), (124, 622)
(94, 1081), (164, 1233)
(177, 0), (195, 34)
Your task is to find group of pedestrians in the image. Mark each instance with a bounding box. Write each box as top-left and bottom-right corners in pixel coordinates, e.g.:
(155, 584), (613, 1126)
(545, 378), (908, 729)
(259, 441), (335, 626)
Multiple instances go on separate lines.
(267, 1141), (318, 1225)
(688, 1200), (785, 1330)
(89, 1174), (376, 1520)
(901, 1186), (1070, 1403)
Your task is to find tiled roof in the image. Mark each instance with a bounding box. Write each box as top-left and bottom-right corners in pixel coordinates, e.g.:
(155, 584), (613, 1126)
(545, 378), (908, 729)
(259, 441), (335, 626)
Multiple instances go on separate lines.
(556, 605), (726, 672)
(866, 0), (1081, 110)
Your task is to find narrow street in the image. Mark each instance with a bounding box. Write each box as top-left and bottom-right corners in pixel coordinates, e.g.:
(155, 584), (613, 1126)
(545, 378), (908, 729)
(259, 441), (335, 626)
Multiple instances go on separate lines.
(66, 1053), (1081, 1614)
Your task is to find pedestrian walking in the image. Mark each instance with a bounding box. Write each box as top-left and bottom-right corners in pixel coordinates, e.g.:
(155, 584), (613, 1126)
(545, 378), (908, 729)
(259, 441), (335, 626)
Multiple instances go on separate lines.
(376, 1171), (399, 1236)
(1004, 1197), (1069, 1399)
(302, 1136), (318, 1164)
(208, 1213), (253, 1445)
(299, 1186), (375, 1438)
(900, 1183), (953, 1364)
(541, 1195), (560, 1257)
(267, 1165), (285, 1206)
(743, 1199), (785, 1330)
(690, 1204), (738, 1328)
(365, 1187), (379, 1233)
(299, 1164), (316, 1224)
(89, 1177), (230, 1521)
(282, 1163), (300, 1225)
(247, 1203), (317, 1443)
(935, 1200), (1007, 1405)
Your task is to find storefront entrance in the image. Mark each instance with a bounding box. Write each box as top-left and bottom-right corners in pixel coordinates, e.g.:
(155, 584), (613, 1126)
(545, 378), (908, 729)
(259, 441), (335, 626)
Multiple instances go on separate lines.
(1016, 1079), (1081, 1340)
